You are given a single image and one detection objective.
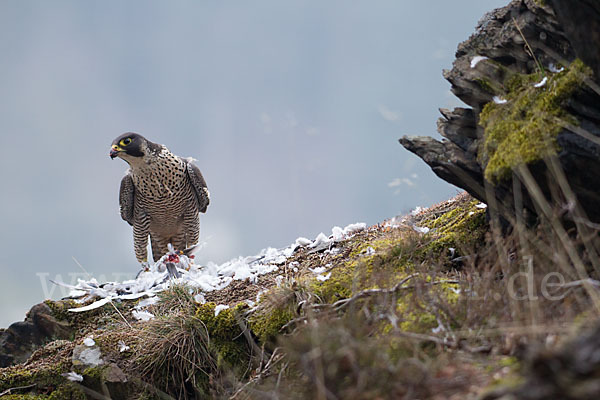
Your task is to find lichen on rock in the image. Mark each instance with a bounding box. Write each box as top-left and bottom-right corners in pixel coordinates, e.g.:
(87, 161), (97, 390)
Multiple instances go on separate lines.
(479, 59), (592, 182)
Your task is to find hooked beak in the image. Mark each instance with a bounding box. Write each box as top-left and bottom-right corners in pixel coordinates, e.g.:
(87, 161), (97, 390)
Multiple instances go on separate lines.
(110, 145), (122, 159)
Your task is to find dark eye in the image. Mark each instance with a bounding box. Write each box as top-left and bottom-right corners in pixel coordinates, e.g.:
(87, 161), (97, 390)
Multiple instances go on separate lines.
(121, 138), (132, 146)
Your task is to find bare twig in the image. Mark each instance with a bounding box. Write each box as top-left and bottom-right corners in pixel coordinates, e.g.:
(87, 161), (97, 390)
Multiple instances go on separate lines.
(0, 384), (36, 396)
(557, 120), (600, 147)
(545, 156), (600, 276)
(450, 323), (574, 339)
(236, 311), (267, 359)
(230, 348), (286, 399)
(513, 17), (545, 76)
(516, 164), (600, 311)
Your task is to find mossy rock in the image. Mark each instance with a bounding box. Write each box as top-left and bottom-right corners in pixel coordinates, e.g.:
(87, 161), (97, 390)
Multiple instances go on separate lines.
(309, 197), (486, 310)
(0, 360), (71, 392)
(310, 236), (420, 304)
(249, 305), (295, 345)
(48, 384), (86, 400)
(194, 302), (250, 365)
(418, 198), (488, 259)
(479, 59), (592, 182)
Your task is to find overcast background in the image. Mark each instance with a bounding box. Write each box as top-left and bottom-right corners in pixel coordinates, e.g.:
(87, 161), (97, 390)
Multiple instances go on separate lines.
(0, 0), (506, 328)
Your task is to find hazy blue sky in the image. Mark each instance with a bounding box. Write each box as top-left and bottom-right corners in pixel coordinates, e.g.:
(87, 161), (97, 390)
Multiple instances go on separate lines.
(0, 0), (506, 327)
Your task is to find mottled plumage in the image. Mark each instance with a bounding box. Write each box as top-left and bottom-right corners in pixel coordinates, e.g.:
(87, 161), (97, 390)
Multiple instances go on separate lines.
(110, 133), (209, 263)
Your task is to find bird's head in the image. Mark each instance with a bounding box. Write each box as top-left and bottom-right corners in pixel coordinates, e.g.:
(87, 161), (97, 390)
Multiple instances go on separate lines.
(109, 132), (147, 161)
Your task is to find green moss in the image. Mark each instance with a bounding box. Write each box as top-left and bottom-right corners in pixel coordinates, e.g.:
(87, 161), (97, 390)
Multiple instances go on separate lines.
(249, 306), (294, 344)
(48, 384), (86, 400)
(194, 303), (250, 366)
(499, 356), (519, 368)
(479, 59), (592, 182)
(398, 303), (438, 333)
(392, 280), (461, 334)
(311, 236), (420, 304)
(419, 199), (488, 260)
(481, 372), (525, 395)
(0, 360), (71, 392)
(134, 301), (251, 397)
(81, 365), (107, 381)
(310, 261), (356, 302)
(477, 77), (503, 94)
(44, 297), (126, 332)
(43, 299), (80, 322)
(1, 390), (83, 400)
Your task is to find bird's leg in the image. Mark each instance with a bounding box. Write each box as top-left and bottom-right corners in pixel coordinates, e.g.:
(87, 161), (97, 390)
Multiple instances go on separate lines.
(150, 235), (169, 262)
(133, 216), (150, 264)
(183, 212), (200, 249)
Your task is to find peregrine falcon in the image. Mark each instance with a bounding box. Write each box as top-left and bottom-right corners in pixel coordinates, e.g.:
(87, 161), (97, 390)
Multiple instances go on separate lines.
(109, 132), (209, 263)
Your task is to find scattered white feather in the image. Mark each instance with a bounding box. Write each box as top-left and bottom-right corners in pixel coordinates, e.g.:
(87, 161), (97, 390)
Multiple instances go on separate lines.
(316, 273), (331, 282)
(470, 55), (488, 68)
(548, 63), (564, 73)
(309, 233), (332, 248)
(449, 286), (461, 294)
(342, 222), (366, 235)
(365, 246), (375, 256)
(493, 96), (507, 104)
(118, 341), (130, 353)
(325, 247), (340, 255)
(58, 222), (368, 315)
(413, 226), (430, 234)
(135, 297), (158, 309)
(309, 266), (327, 274)
(62, 372), (84, 382)
(214, 304), (229, 317)
(132, 310), (155, 321)
(295, 237), (312, 246)
(83, 337), (95, 347)
(194, 293), (206, 304)
(431, 323), (445, 334)
(69, 290), (88, 298)
(68, 297), (111, 313)
(275, 275), (284, 287)
(255, 290), (267, 303)
(469, 211), (475, 216)
(331, 226), (345, 241)
(410, 206), (425, 216)
(534, 76), (548, 88)
(119, 292), (155, 301)
(384, 216), (407, 228)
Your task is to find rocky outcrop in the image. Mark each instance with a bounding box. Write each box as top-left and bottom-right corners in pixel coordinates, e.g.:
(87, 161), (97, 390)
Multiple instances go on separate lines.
(400, 0), (600, 223)
(0, 302), (73, 367)
(548, 0), (600, 80)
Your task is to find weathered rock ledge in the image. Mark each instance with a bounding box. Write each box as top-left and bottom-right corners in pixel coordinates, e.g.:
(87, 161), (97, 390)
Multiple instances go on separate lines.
(0, 303), (73, 368)
(400, 0), (600, 224)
